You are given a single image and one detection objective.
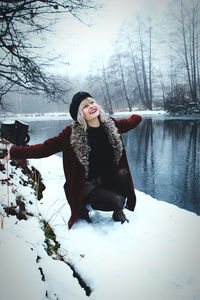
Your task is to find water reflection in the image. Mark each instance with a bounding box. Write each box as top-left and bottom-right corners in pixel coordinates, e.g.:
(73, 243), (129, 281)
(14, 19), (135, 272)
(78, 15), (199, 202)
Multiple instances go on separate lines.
(125, 118), (200, 215)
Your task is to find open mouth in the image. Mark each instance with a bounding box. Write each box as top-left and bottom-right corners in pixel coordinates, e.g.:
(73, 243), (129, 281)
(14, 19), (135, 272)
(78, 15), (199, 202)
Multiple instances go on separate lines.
(89, 108), (97, 114)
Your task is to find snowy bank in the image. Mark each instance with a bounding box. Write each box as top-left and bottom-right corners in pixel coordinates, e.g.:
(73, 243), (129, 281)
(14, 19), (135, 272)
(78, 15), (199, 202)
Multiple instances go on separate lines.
(112, 110), (166, 116)
(1, 155), (200, 300)
(0, 110), (167, 123)
(0, 112), (71, 122)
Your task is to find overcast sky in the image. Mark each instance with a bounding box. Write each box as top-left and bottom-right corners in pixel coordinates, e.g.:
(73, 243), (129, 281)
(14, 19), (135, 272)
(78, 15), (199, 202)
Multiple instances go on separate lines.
(45, 0), (170, 77)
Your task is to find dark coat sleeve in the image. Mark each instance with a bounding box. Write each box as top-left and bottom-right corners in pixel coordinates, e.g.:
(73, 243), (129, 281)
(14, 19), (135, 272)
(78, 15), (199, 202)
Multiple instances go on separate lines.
(113, 114), (142, 134)
(10, 127), (69, 160)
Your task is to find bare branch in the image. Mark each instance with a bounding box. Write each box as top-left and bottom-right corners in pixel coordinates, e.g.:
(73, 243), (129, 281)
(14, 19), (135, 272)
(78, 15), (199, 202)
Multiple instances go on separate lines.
(0, 0), (100, 107)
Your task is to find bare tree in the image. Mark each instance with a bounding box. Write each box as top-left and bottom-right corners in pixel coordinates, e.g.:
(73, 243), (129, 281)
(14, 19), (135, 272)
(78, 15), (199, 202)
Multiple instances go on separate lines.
(148, 22), (153, 109)
(170, 0), (200, 102)
(127, 34), (146, 108)
(137, 20), (153, 110)
(103, 51), (132, 112)
(100, 60), (114, 114)
(157, 70), (167, 102)
(84, 64), (113, 114)
(0, 0), (98, 108)
(117, 53), (132, 111)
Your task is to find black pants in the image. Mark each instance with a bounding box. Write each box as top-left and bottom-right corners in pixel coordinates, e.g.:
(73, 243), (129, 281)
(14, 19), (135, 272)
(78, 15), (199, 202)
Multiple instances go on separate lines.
(83, 168), (131, 212)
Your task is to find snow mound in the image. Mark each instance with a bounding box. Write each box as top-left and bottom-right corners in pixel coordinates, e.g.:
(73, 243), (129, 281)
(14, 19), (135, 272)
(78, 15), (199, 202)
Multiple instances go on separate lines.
(1, 155), (200, 300)
(32, 156), (200, 300)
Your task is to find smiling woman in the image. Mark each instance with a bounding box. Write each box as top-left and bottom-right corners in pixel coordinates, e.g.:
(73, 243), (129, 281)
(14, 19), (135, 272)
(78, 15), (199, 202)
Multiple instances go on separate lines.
(1, 91), (142, 229)
(81, 98), (100, 124)
(77, 97), (106, 130)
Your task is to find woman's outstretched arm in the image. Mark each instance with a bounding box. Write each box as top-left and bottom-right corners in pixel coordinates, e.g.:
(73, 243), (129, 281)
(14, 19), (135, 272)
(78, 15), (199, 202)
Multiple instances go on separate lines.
(112, 114), (142, 134)
(10, 126), (69, 160)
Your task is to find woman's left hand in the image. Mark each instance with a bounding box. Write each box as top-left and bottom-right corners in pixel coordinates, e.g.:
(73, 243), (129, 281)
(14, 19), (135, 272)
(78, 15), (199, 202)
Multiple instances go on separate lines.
(0, 144), (8, 158)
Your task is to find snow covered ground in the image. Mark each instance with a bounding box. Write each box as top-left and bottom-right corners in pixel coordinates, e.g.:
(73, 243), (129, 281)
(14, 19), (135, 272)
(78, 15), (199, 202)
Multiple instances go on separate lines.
(1, 154), (200, 300)
(0, 110), (167, 123)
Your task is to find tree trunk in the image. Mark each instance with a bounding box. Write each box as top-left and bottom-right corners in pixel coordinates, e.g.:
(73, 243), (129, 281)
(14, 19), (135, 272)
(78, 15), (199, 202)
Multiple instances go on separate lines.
(127, 35), (146, 108)
(102, 63), (113, 114)
(149, 25), (153, 109)
(118, 54), (132, 111)
(138, 24), (151, 109)
(180, 0), (194, 101)
(192, 3), (197, 101)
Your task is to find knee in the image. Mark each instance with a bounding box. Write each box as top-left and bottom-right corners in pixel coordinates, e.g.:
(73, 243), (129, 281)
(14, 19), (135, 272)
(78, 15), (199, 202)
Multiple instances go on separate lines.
(117, 168), (129, 181)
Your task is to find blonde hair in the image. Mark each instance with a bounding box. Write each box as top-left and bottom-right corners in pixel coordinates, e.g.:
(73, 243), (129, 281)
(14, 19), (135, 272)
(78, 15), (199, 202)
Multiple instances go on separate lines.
(77, 100), (106, 131)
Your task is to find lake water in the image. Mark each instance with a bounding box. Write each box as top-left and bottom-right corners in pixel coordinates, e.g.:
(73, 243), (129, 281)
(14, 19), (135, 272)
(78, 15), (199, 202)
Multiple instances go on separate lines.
(26, 114), (200, 216)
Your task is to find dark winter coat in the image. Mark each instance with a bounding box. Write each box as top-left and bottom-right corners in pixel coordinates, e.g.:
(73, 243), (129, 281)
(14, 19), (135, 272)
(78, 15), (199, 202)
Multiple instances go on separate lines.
(10, 114), (142, 229)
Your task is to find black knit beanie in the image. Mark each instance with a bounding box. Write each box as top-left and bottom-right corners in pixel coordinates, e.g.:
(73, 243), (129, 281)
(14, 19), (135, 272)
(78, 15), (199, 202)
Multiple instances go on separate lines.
(69, 91), (92, 120)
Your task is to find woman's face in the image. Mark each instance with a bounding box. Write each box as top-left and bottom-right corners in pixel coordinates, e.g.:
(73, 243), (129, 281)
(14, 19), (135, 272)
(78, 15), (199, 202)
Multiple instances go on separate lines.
(81, 97), (100, 122)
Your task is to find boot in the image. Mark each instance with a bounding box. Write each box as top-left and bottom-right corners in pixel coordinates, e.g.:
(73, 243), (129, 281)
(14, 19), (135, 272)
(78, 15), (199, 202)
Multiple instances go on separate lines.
(112, 210), (129, 224)
(79, 206), (92, 223)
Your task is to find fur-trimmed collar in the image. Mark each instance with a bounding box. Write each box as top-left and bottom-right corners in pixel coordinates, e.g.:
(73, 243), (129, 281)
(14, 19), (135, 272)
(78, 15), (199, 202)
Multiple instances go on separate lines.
(70, 117), (123, 177)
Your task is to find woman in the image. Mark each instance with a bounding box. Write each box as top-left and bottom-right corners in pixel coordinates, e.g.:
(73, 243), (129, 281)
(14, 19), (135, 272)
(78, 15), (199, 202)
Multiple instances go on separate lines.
(0, 91), (142, 229)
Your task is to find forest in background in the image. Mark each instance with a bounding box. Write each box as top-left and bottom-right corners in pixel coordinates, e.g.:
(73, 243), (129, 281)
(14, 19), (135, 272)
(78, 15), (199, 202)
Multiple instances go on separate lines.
(1, 0), (200, 115)
(84, 0), (200, 114)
